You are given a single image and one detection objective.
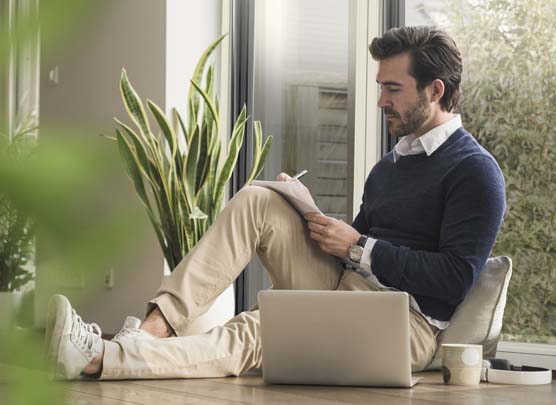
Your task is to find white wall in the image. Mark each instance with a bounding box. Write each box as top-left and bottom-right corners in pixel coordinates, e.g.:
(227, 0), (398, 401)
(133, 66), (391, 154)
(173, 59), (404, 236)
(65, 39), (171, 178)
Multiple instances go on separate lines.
(166, 0), (221, 120)
(37, 0), (223, 333)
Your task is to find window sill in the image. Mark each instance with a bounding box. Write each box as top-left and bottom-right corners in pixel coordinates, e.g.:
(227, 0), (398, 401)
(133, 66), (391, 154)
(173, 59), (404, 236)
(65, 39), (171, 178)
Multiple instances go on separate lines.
(497, 341), (556, 370)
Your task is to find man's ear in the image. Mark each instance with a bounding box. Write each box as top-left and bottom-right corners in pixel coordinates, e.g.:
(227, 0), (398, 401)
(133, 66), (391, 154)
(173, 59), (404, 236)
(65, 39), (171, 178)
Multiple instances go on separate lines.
(430, 79), (445, 104)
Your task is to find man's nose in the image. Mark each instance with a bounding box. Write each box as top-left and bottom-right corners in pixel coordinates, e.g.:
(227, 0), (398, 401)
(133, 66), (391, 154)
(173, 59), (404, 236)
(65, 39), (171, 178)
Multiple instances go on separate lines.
(377, 91), (391, 109)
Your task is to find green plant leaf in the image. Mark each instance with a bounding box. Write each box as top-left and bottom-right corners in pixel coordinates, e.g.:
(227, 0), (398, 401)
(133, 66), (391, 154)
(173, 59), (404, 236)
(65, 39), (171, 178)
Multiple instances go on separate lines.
(187, 34), (226, 131)
(202, 65), (215, 130)
(213, 106), (247, 207)
(190, 79), (219, 136)
(178, 187), (196, 254)
(248, 134), (273, 184)
(174, 107), (189, 151)
(116, 129), (150, 209)
(189, 206), (208, 220)
(207, 139), (221, 221)
(245, 120), (263, 185)
(184, 125), (200, 204)
(147, 100), (178, 159)
(114, 118), (153, 183)
(120, 68), (151, 136)
(195, 123), (211, 195)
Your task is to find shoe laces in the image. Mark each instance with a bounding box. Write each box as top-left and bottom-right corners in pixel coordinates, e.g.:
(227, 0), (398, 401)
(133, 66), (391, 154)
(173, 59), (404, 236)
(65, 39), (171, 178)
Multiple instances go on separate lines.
(71, 309), (102, 357)
(113, 328), (142, 340)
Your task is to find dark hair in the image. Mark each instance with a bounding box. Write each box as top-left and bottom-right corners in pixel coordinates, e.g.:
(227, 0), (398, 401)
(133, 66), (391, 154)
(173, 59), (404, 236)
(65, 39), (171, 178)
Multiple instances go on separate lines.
(369, 26), (462, 112)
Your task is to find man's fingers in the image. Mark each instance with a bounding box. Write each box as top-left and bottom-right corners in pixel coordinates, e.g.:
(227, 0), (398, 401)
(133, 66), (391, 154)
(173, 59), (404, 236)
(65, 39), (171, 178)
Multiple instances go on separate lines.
(304, 213), (330, 225)
(307, 221), (327, 235)
(309, 231), (323, 242)
(277, 172), (295, 182)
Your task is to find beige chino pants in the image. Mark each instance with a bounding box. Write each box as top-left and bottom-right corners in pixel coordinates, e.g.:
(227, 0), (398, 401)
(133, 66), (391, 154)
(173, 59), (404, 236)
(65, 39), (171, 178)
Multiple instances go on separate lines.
(101, 186), (437, 380)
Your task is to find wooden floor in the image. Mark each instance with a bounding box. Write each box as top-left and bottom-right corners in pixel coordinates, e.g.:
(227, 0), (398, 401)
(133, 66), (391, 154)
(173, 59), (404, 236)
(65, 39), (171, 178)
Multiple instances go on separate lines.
(3, 365), (555, 404)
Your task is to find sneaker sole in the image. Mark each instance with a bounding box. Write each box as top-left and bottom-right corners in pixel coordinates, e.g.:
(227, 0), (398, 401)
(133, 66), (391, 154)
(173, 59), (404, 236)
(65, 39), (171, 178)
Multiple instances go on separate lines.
(45, 295), (71, 379)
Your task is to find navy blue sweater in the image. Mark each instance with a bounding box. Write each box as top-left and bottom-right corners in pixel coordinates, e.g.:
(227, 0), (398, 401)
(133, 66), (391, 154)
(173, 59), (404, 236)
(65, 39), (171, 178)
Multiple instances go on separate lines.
(351, 128), (506, 321)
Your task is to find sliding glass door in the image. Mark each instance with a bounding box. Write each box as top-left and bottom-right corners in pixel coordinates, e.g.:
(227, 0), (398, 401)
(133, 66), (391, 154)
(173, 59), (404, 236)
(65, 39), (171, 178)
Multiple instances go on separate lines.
(238, 0), (369, 309)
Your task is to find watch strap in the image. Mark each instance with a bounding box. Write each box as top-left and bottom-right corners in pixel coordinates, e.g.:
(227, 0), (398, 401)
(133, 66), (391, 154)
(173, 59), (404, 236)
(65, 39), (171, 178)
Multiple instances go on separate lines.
(356, 235), (368, 248)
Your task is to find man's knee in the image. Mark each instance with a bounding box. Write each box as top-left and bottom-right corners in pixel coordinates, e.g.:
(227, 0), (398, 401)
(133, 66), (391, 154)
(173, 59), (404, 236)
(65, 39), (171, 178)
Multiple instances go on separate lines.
(229, 185), (304, 233)
(232, 186), (292, 215)
(230, 185), (274, 206)
(239, 185), (273, 198)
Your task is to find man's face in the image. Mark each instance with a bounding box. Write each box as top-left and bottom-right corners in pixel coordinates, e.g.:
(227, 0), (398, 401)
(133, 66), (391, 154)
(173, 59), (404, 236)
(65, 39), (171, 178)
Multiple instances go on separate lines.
(376, 52), (431, 137)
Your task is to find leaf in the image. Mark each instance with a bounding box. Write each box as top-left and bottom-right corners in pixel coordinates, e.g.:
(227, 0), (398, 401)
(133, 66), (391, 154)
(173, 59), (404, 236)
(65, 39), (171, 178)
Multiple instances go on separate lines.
(245, 120), (263, 185)
(208, 139), (221, 221)
(120, 68), (151, 136)
(114, 118), (153, 182)
(147, 100), (178, 159)
(190, 79), (219, 136)
(195, 123), (211, 195)
(178, 187), (196, 253)
(189, 206), (208, 220)
(202, 65), (215, 128)
(187, 34), (227, 129)
(173, 107), (188, 153)
(184, 125), (200, 204)
(251, 135), (273, 183)
(213, 106), (247, 207)
(116, 129), (151, 209)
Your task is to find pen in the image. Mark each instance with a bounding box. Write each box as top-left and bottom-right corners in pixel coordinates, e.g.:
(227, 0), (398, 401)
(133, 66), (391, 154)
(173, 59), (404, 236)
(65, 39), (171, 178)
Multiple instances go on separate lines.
(293, 169), (308, 180)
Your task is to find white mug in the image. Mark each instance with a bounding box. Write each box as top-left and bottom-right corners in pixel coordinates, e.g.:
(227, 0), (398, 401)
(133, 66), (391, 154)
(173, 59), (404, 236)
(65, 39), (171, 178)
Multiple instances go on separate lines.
(441, 344), (483, 385)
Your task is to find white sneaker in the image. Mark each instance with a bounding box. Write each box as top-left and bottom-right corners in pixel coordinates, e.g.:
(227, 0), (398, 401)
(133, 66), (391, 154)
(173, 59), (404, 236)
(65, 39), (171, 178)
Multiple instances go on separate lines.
(45, 295), (104, 380)
(112, 316), (155, 342)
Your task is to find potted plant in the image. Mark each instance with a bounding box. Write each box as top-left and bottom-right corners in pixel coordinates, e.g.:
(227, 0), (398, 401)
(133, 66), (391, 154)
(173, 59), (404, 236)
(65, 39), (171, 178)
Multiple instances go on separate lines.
(112, 35), (272, 331)
(0, 120), (36, 329)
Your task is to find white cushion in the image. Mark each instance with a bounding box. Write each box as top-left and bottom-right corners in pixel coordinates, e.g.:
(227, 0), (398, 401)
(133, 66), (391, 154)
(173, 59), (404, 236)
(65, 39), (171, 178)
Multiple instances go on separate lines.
(426, 256), (512, 370)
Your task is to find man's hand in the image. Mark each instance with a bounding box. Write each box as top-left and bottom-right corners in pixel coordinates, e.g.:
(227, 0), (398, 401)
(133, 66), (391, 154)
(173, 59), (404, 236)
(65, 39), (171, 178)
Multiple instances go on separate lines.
(304, 212), (361, 258)
(276, 172), (310, 193)
(276, 172), (296, 182)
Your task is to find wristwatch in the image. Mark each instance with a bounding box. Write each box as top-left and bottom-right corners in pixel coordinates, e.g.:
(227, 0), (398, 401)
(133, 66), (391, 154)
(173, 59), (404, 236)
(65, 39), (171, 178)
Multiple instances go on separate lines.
(348, 235), (368, 263)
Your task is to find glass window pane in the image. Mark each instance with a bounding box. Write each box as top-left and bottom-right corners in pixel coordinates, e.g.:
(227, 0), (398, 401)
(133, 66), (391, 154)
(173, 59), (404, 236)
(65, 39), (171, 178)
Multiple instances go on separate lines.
(406, 0), (556, 344)
(248, 0), (352, 306)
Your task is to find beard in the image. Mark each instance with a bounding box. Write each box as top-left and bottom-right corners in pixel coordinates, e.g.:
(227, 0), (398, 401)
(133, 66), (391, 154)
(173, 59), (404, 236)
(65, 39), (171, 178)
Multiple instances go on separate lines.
(385, 90), (431, 137)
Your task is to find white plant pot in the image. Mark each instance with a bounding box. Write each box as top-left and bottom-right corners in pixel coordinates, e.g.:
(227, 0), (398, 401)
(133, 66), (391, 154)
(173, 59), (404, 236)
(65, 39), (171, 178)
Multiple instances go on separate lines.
(178, 283), (235, 336)
(0, 291), (23, 329)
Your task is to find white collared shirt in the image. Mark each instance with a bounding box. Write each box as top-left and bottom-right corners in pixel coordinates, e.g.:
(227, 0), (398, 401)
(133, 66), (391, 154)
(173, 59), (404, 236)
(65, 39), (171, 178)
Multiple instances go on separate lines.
(392, 114), (463, 163)
(355, 114), (462, 330)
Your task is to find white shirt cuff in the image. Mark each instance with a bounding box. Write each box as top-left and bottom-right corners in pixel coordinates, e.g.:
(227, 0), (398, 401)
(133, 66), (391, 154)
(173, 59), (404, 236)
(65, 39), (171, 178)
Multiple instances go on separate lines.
(359, 237), (377, 270)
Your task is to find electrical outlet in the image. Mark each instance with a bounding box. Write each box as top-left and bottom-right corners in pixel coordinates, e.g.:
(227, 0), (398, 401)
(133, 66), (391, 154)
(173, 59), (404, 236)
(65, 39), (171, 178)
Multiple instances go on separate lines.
(104, 267), (115, 289)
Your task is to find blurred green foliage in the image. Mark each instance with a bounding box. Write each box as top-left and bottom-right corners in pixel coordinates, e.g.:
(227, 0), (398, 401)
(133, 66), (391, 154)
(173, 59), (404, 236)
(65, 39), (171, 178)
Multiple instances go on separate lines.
(0, 127), (148, 404)
(0, 119), (36, 292)
(439, 0), (556, 342)
(1, 1), (138, 404)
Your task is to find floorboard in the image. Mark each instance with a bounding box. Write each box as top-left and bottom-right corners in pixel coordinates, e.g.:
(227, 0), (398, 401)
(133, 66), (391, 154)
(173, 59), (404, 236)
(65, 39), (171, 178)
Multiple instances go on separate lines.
(1, 364), (555, 404)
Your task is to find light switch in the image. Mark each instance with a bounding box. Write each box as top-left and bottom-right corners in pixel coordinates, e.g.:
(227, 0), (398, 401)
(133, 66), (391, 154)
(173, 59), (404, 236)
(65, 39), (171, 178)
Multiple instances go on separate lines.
(48, 65), (59, 86)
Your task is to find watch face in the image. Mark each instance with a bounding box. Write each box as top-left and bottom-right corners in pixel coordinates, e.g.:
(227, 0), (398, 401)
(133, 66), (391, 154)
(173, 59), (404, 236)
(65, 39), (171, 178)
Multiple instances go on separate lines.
(349, 245), (364, 262)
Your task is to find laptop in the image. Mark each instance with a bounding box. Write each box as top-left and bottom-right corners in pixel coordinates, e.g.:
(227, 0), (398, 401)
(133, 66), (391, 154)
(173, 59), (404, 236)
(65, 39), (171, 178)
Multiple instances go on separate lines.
(258, 290), (420, 387)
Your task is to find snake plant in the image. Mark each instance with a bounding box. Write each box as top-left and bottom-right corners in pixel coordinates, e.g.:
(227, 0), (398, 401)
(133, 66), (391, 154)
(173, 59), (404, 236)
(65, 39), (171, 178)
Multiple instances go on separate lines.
(113, 35), (272, 271)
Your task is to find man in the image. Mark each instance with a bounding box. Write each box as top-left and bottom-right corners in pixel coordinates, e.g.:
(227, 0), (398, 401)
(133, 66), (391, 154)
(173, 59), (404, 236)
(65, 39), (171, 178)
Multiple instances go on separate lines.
(46, 26), (506, 380)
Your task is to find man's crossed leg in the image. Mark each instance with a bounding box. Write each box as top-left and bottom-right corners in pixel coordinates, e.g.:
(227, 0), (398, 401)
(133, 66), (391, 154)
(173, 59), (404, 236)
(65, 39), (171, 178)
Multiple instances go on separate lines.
(45, 186), (437, 380)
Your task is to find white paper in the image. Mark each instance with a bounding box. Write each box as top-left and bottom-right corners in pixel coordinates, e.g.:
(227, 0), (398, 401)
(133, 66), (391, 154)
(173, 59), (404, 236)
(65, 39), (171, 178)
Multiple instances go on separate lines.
(251, 180), (322, 216)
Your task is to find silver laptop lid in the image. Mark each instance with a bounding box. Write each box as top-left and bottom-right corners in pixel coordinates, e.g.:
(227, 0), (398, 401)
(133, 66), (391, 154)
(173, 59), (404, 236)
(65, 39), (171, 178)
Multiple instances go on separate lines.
(259, 290), (413, 387)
